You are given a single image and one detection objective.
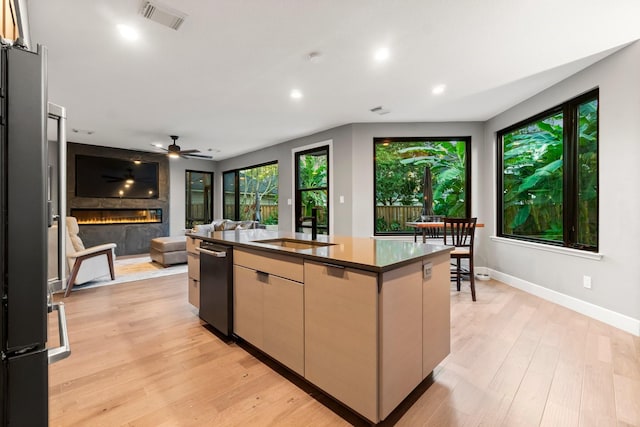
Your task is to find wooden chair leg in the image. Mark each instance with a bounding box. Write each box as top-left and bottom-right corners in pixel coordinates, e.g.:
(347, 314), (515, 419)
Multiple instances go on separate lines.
(64, 260), (82, 297)
(456, 258), (461, 291)
(469, 257), (476, 302)
(107, 250), (116, 280)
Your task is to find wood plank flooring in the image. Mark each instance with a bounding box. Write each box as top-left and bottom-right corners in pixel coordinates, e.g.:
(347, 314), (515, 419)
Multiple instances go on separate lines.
(49, 274), (640, 426)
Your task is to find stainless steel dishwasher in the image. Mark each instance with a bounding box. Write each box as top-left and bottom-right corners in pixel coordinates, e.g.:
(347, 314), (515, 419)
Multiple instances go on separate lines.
(196, 241), (233, 337)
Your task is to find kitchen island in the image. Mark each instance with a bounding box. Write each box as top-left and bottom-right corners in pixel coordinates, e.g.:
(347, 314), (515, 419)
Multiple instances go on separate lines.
(186, 229), (453, 424)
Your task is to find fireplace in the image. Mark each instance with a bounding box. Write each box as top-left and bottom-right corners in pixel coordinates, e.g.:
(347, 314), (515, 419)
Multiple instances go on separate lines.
(70, 208), (162, 225)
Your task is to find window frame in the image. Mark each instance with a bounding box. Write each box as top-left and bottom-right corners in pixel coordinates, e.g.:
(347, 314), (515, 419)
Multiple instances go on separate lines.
(496, 88), (599, 252)
(222, 160), (278, 221)
(185, 169), (213, 229)
(294, 145), (330, 234)
(373, 136), (472, 236)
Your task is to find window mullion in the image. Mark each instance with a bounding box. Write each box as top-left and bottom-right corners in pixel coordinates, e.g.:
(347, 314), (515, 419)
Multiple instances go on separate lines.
(563, 104), (577, 247)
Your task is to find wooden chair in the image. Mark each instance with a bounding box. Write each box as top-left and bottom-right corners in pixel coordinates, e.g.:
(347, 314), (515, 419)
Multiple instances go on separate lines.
(443, 217), (477, 301)
(65, 217), (117, 297)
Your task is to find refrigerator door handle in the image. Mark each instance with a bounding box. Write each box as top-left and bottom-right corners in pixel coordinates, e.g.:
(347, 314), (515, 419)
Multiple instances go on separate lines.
(47, 302), (71, 364)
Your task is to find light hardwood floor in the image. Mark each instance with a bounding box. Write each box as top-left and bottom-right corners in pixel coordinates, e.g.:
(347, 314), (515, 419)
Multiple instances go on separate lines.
(49, 274), (640, 426)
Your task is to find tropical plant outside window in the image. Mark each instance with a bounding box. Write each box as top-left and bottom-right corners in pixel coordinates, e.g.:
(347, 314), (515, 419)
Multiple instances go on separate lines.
(374, 137), (471, 234)
(185, 170), (212, 229)
(223, 162), (278, 225)
(295, 146), (329, 234)
(498, 89), (598, 250)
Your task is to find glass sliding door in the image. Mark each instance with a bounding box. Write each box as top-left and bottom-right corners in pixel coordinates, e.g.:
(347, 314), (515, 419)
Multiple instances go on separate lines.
(295, 146), (329, 235)
(223, 162), (279, 225)
(185, 170), (213, 229)
(223, 171), (237, 220)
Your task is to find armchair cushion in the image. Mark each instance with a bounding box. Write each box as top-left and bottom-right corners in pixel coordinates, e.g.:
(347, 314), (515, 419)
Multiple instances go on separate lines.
(64, 217), (117, 295)
(68, 243), (117, 259)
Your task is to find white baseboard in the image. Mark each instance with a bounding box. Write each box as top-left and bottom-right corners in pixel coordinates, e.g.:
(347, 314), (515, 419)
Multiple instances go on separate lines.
(487, 268), (640, 337)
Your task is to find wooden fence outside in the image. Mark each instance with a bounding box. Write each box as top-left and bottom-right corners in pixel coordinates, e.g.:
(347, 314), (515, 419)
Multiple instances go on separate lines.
(376, 205), (423, 230)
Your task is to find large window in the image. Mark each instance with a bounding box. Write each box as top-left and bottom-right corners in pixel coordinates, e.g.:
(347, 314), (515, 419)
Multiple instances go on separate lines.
(295, 146), (329, 235)
(374, 137), (471, 234)
(223, 161), (278, 224)
(185, 170), (213, 229)
(497, 89), (598, 251)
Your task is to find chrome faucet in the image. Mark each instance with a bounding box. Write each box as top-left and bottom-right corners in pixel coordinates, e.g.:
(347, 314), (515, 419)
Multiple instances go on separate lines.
(299, 206), (319, 240)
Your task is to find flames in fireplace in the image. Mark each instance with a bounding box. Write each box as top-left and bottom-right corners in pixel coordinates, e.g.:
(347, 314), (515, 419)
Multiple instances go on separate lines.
(71, 208), (162, 225)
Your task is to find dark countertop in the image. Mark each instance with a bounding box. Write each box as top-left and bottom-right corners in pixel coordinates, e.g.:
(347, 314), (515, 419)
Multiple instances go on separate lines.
(186, 229), (452, 273)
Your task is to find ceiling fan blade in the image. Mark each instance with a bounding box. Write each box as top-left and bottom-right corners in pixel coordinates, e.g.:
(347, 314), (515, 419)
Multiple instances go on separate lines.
(181, 153), (213, 159)
(179, 149), (200, 154)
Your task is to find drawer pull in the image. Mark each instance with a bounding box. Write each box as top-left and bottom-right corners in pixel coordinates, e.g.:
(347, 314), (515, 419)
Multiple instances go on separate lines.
(323, 262), (345, 270)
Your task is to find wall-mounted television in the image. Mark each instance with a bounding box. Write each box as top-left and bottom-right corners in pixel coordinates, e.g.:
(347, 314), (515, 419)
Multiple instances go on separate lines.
(75, 155), (159, 199)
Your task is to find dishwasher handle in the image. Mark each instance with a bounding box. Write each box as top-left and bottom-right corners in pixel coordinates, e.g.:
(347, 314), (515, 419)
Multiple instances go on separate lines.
(196, 246), (227, 257)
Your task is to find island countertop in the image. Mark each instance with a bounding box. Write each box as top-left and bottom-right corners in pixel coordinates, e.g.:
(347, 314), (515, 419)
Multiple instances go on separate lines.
(186, 228), (452, 273)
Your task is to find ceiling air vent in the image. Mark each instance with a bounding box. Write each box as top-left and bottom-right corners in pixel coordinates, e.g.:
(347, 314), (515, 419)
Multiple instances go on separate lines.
(139, 1), (187, 31)
(370, 106), (390, 115)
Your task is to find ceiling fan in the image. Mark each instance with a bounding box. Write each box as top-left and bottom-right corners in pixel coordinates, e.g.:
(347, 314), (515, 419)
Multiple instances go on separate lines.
(159, 135), (212, 159)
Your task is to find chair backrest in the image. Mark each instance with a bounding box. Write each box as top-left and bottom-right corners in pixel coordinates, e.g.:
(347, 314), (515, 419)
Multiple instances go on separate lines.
(65, 216), (85, 254)
(443, 217), (477, 248)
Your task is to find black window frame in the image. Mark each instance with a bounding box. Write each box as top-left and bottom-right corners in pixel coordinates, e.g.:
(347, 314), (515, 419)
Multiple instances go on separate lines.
(497, 88), (599, 252)
(222, 160), (278, 221)
(373, 136), (472, 236)
(185, 169), (213, 229)
(295, 145), (330, 235)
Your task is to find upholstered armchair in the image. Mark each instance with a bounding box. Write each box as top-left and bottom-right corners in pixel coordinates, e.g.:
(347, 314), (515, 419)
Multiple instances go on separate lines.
(64, 216), (117, 297)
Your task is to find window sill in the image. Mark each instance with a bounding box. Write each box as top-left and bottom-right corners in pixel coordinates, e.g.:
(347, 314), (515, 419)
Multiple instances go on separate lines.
(489, 236), (603, 261)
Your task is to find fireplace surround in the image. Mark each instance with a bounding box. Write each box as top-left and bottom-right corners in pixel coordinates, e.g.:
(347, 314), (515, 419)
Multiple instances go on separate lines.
(68, 143), (170, 255)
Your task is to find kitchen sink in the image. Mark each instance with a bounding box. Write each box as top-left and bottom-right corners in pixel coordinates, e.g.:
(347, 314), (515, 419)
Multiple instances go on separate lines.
(253, 238), (336, 250)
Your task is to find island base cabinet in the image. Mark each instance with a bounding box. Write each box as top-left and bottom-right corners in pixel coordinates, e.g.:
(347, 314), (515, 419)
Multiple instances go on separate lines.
(263, 275), (304, 376)
(233, 264), (304, 375)
(233, 265), (264, 349)
(423, 253), (451, 378)
(304, 261), (379, 422)
(379, 261), (424, 420)
(188, 277), (199, 309)
(186, 238), (201, 308)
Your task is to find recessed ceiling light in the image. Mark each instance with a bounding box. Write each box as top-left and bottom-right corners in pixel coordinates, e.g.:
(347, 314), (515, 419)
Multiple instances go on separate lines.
(117, 24), (139, 41)
(432, 84), (446, 95)
(374, 47), (390, 62)
(290, 89), (303, 99)
(151, 142), (163, 148)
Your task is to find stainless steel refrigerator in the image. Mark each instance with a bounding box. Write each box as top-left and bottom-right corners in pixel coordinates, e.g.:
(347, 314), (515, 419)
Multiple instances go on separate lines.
(0, 44), (70, 425)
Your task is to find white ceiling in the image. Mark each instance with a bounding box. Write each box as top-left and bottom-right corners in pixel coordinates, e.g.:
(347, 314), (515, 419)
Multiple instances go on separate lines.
(28, 0), (640, 160)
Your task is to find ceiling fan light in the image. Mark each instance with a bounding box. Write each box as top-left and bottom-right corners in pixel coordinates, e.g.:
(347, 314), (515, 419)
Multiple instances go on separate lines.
(168, 152), (180, 159)
(125, 178), (135, 184)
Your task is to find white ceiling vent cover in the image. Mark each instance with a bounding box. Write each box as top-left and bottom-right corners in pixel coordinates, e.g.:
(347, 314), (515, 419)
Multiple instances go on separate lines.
(139, 1), (187, 31)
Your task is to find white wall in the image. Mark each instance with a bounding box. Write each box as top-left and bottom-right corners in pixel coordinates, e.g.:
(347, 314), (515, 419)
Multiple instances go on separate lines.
(169, 157), (216, 235)
(482, 41), (640, 332)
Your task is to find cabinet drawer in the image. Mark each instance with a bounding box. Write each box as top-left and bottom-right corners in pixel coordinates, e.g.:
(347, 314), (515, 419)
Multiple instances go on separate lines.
(234, 248), (303, 282)
(188, 252), (200, 280)
(188, 278), (199, 308)
(186, 237), (201, 254)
